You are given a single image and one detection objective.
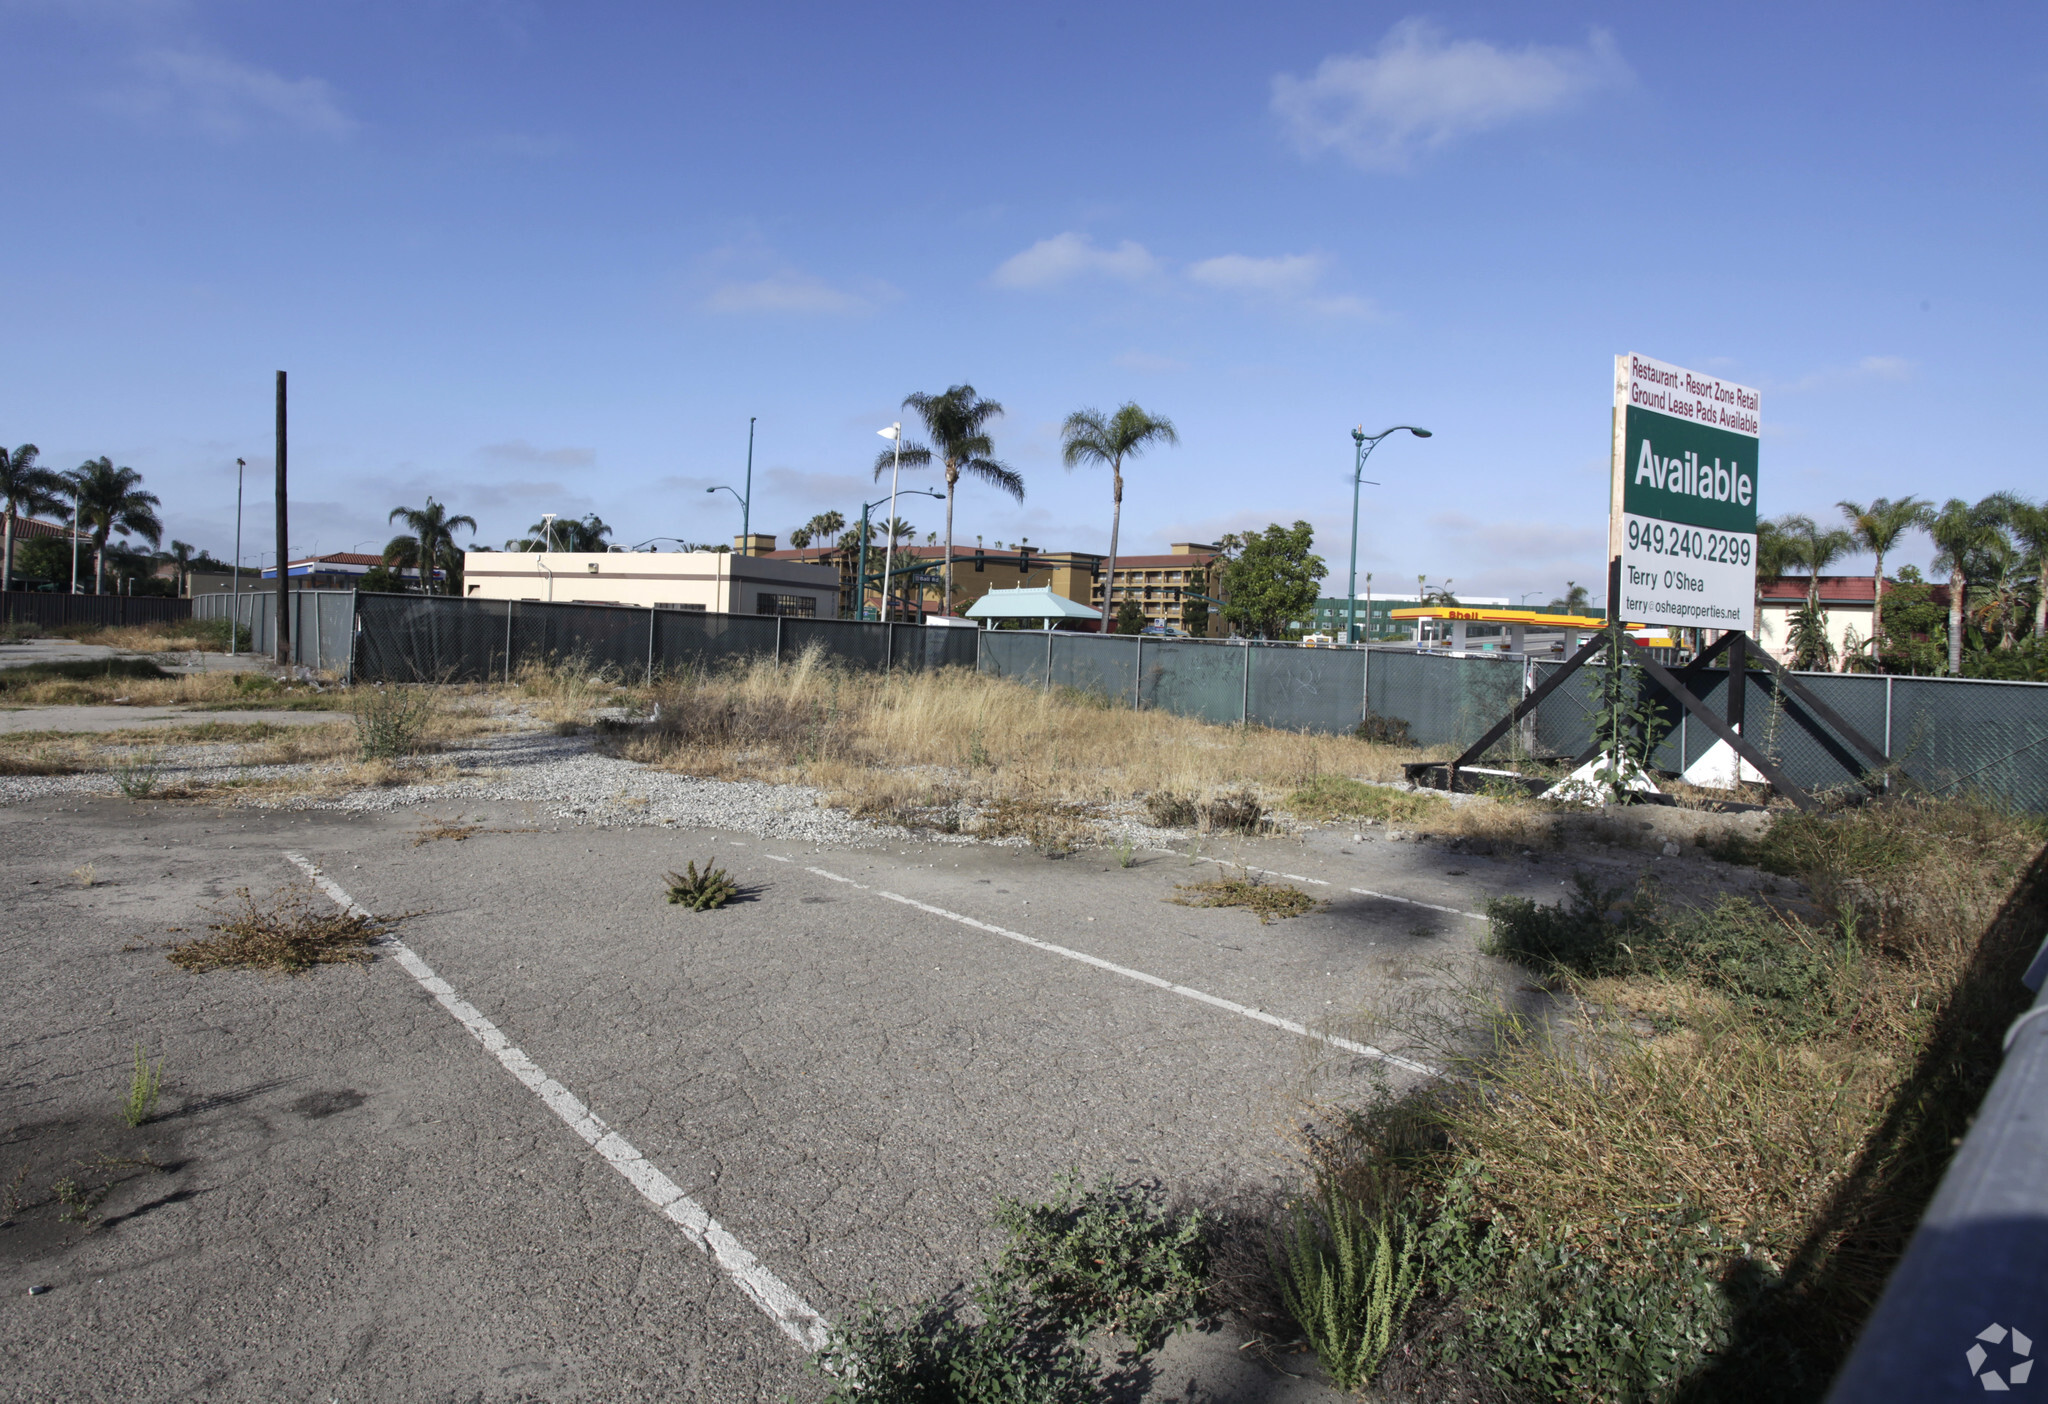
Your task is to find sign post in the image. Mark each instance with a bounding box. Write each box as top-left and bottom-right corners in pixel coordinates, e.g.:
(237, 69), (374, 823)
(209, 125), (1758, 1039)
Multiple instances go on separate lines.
(1411, 353), (1886, 811)
(1610, 353), (1760, 633)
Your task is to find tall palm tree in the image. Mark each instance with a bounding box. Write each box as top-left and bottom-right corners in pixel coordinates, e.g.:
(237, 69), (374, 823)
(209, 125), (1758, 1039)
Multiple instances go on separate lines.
(1781, 514), (1855, 608)
(68, 457), (162, 594)
(167, 540), (196, 595)
(1753, 515), (1800, 643)
(2, 443), (64, 593)
(1837, 496), (1932, 657)
(1928, 495), (2009, 675)
(877, 385), (1022, 610)
(2005, 496), (2048, 640)
(385, 498), (478, 596)
(1060, 403), (1180, 626)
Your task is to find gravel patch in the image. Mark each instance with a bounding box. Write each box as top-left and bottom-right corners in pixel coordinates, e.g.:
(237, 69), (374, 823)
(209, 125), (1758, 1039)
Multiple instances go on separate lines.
(0, 723), (913, 847)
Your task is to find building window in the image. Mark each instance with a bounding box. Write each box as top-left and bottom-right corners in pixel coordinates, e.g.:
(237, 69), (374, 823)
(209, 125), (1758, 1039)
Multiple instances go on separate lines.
(655, 602), (707, 612)
(757, 593), (817, 617)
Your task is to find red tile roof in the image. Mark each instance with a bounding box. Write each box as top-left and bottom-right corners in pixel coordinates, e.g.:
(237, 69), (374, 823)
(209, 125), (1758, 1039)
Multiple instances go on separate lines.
(1756, 575), (1952, 606)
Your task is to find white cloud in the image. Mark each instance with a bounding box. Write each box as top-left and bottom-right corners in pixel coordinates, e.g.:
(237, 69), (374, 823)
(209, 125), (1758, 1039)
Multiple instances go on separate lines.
(704, 271), (885, 316)
(479, 440), (595, 468)
(990, 233), (1160, 290)
(1272, 20), (1628, 170)
(1185, 252), (1377, 318)
(1187, 253), (1325, 297)
(129, 48), (356, 138)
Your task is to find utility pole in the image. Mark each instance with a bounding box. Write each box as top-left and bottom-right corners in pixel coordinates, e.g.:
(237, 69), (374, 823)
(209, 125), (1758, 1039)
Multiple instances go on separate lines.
(231, 458), (245, 655)
(275, 371), (289, 667)
(741, 417), (755, 554)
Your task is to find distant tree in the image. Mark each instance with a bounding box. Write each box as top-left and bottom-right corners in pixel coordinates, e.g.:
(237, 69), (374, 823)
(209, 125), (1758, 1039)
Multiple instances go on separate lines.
(1181, 593), (1209, 638)
(511, 513), (612, 553)
(805, 510), (846, 543)
(385, 498), (478, 596)
(2, 443), (63, 593)
(14, 535), (69, 589)
(1838, 496), (1932, 659)
(359, 564), (405, 593)
(787, 527), (813, 550)
(165, 540), (196, 594)
(1546, 580), (1592, 615)
(881, 385), (1022, 609)
(1060, 402), (1179, 628)
(1754, 516), (1802, 640)
(1929, 496), (2011, 674)
(2002, 495), (2048, 640)
(68, 457), (162, 594)
(1217, 522), (1325, 639)
(883, 516), (916, 544)
(1113, 598), (1147, 635)
(1778, 513), (1855, 611)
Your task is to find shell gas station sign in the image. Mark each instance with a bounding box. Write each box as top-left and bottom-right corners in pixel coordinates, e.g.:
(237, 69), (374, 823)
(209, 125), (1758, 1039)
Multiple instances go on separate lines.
(1610, 354), (1760, 631)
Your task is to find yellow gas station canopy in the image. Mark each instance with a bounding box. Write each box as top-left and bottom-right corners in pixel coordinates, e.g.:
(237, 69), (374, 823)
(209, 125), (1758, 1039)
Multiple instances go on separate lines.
(1386, 606), (1643, 629)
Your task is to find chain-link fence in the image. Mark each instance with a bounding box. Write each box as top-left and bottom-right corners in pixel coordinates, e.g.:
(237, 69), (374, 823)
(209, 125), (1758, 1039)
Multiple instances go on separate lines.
(349, 594), (978, 686)
(333, 594), (2048, 813)
(192, 589), (355, 673)
(2, 593), (192, 628)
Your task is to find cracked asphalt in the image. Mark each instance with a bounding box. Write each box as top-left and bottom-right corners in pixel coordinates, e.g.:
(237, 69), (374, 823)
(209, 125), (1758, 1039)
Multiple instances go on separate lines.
(0, 787), (1707, 1401)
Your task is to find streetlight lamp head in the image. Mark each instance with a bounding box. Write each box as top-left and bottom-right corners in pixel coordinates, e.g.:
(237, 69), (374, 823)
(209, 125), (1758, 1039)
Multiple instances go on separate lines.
(1352, 426), (1365, 444)
(1409, 428), (1433, 438)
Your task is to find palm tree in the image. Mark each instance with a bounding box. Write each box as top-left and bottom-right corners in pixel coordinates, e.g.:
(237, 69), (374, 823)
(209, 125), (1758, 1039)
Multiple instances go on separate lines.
(385, 498), (478, 596)
(2005, 497), (2048, 640)
(1753, 516), (1800, 642)
(1837, 496), (1932, 658)
(1781, 514), (1855, 608)
(2, 443), (64, 593)
(166, 540), (196, 595)
(1928, 496), (2009, 674)
(877, 385), (1022, 610)
(1546, 580), (1591, 614)
(1060, 403), (1180, 626)
(68, 458), (163, 594)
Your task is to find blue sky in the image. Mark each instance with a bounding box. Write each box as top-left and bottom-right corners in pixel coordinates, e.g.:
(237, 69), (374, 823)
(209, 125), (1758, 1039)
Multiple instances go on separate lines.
(4, 1), (2042, 601)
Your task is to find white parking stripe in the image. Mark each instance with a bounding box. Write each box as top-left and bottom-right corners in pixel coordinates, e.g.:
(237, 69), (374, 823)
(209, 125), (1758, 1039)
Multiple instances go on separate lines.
(281, 851), (832, 1354)
(1240, 864), (1486, 922)
(770, 863), (1437, 1077)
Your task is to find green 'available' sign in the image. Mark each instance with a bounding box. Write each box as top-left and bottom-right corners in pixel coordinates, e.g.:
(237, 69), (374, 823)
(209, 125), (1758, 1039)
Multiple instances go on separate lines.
(1610, 354), (1761, 630)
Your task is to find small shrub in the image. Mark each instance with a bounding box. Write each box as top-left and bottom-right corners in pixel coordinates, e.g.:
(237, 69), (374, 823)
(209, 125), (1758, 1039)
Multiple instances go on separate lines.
(664, 860), (739, 910)
(1355, 714), (1413, 746)
(1483, 872), (1648, 974)
(124, 1042), (164, 1126)
(1272, 1191), (1423, 1389)
(813, 1289), (1093, 1404)
(990, 1172), (1207, 1351)
(70, 862), (97, 888)
(1144, 791), (1199, 828)
(350, 683), (437, 760)
(112, 751), (165, 799)
(186, 616), (250, 652)
(233, 671), (277, 695)
(1202, 789), (1266, 834)
(0, 657), (171, 696)
(1111, 838), (1138, 868)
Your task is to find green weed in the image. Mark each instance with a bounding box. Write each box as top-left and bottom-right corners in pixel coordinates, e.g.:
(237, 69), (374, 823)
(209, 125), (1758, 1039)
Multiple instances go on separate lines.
(813, 1288), (1092, 1404)
(1273, 1192), (1423, 1389)
(1287, 775), (1451, 825)
(349, 683), (438, 760)
(990, 1172), (1207, 1351)
(124, 1042), (164, 1126)
(664, 860), (739, 911)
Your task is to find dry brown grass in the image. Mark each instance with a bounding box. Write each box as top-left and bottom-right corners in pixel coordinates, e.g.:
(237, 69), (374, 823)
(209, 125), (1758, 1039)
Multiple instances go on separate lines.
(166, 883), (399, 973)
(594, 648), (1410, 839)
(1302, 795), (2047, 1384)
(0, 663), (344, 709)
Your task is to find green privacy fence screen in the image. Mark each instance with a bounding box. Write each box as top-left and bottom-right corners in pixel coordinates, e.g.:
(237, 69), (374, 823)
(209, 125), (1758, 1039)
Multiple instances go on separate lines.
(335, 595), (2048, 813)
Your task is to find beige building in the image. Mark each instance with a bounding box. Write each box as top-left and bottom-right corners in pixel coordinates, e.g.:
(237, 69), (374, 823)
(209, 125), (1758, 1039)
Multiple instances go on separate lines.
(461, 550), (840, 617)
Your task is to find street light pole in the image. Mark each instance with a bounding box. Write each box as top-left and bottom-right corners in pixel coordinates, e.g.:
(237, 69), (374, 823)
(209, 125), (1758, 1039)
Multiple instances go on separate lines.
(231, 457), (245, 655)
(877, 422), (903, 621)
(741, 417), (755, 554)
(1346, 424), (1432, 645)
(854, 488), (943, 621)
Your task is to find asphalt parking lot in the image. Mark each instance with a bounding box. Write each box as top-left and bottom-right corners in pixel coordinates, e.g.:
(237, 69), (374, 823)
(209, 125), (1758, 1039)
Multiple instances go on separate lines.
(0, 790), (1593, 1401)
